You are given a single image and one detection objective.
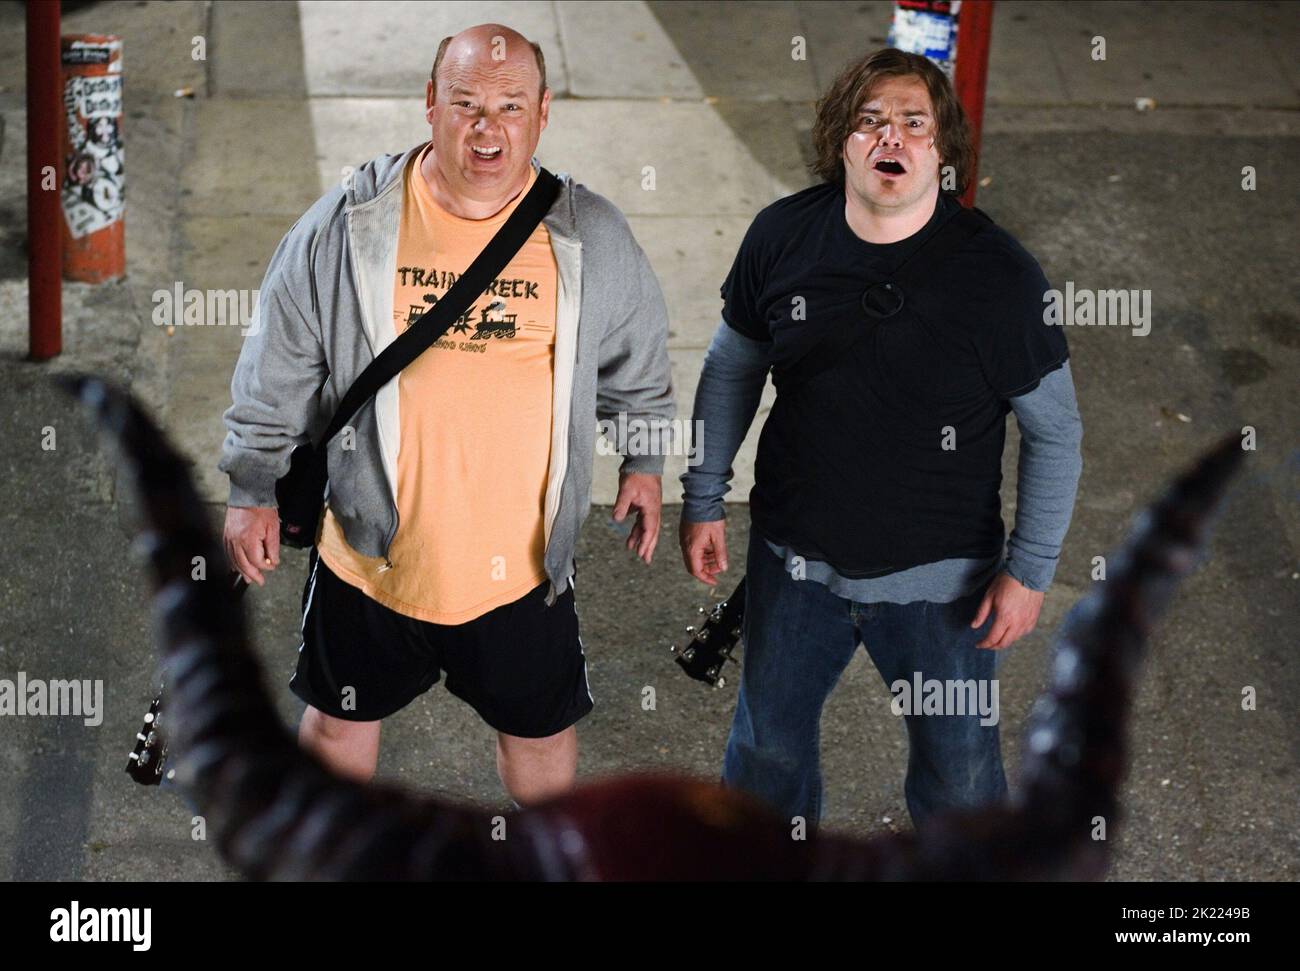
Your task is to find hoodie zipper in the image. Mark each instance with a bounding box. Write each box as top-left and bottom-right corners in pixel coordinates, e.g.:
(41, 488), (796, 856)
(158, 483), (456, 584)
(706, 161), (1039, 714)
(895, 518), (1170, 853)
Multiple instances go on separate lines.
(540, 237), (581, 602)
(343, 202), (402, 571)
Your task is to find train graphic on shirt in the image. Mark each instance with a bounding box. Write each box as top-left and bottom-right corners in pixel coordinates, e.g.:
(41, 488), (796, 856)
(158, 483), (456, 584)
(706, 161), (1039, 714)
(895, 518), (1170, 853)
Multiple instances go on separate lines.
(402, 297), (518, 340)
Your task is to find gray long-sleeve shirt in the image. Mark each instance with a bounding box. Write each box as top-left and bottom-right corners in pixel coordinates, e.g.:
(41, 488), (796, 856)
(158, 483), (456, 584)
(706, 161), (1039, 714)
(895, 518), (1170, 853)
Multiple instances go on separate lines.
(680, 319), (1083, 604)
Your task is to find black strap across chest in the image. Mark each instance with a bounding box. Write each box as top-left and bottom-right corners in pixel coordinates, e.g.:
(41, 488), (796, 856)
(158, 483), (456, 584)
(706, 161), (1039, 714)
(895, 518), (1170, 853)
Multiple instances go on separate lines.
(317, 167), (562, 451)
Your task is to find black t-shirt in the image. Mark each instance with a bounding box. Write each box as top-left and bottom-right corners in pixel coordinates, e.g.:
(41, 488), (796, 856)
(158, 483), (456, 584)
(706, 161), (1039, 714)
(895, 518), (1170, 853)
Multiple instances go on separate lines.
(721, 184), (1069, 577)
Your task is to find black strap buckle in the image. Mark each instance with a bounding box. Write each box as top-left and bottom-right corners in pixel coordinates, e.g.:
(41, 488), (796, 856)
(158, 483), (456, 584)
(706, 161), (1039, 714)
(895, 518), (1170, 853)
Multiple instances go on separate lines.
(861, 281), (905, 319)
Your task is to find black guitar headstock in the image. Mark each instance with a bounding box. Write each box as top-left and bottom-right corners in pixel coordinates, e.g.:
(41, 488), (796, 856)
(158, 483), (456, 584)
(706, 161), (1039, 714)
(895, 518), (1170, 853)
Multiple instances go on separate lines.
(125, 572), (247, 789)
(125, 691), (170, 786)
(670, 578), (746, 688)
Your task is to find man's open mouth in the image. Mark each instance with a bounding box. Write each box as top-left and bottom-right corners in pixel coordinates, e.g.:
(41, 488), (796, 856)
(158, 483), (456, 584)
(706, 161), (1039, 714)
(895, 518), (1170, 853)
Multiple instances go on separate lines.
(873, 157), (906, 175)
(470, 145), (503, 160)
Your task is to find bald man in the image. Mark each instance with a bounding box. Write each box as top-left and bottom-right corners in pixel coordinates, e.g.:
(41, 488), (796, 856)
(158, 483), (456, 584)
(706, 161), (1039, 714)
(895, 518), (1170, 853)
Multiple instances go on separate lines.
(219, 25), (674, 804)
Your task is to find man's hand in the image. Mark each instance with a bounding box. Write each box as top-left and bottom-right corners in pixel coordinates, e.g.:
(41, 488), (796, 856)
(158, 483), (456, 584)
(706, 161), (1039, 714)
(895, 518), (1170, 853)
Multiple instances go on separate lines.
(679, 517), (728, 586)
(612, 472), (662, 564)
(224, 506), (281, 587)
(971, 571), (1045, 649)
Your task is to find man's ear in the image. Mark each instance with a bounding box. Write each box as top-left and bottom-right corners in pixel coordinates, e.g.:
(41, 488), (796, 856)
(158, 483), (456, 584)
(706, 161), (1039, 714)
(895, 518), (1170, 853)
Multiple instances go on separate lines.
(539, 86), (551, 133)
(425, 79), (435, 123)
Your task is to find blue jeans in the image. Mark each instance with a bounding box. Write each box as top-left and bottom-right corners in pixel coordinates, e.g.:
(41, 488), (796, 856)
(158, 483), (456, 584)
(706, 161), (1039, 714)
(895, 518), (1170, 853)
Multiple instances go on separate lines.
(722, 530), (1009, 827)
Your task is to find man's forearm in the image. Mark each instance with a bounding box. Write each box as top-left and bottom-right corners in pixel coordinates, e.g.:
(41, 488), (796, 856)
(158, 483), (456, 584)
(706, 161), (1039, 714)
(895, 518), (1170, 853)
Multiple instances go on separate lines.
(680, 319), (770, 522)
(1004, 361), (1084, 591)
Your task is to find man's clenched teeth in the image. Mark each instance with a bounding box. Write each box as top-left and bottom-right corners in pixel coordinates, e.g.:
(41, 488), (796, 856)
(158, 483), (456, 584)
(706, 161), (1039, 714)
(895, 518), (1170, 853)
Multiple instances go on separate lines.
(471, 145), (503, 159)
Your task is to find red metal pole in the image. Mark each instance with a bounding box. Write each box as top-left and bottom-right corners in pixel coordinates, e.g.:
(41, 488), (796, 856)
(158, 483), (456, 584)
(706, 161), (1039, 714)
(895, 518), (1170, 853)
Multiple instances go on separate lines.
(27, 0), (62, 360)
(954, 0), (993, 208)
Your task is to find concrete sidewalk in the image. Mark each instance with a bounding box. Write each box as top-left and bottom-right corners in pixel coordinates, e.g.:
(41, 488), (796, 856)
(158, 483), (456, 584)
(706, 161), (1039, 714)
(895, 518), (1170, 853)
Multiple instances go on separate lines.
(0, 1), (1296, 881)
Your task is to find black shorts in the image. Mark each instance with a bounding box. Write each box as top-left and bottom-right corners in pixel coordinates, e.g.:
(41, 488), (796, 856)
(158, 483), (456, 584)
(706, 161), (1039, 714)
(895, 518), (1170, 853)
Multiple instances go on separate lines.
(289, 549), (592, 737)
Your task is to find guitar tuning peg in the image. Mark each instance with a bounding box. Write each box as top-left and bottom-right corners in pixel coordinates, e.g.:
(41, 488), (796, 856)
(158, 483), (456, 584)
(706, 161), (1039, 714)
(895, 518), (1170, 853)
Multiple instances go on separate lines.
(669, 643), (679, 654)
(685, 625), (697, 635)
(696, 606), (707, 615)
(682, 647), (695, 661)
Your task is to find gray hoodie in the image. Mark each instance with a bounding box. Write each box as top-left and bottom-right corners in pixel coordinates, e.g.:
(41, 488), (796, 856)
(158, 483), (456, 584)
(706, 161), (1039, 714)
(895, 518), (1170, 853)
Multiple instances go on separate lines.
(219, 144), (675, 606)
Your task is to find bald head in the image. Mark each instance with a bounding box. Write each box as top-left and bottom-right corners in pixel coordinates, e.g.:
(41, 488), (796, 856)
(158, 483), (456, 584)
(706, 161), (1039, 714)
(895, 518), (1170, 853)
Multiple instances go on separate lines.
(430, 24), (547, 104)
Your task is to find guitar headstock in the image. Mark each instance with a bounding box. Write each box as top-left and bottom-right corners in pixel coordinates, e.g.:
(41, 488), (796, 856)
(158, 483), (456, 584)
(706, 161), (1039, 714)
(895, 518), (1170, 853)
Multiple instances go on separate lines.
(123, 573), (244, 789)
(125, 691), (170, 786)
(670, 578), (746, 688)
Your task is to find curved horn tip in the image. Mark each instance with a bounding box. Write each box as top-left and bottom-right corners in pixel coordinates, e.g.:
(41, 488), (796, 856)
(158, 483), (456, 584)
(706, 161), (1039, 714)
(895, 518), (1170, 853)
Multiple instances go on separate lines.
(54, 373), (105, 406)
(55, 374), (132, 434)
(1177, 433), (1247, 504)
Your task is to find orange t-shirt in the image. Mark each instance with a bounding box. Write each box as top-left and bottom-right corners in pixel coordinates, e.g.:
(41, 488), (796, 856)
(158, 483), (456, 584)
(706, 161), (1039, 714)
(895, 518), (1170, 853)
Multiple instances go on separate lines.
(317, 150), (558, 624)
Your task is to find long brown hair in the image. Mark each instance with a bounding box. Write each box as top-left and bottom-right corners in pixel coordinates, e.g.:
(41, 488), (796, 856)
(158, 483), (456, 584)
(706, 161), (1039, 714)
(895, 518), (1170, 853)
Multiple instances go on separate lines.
(809, 48), (974, 195)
